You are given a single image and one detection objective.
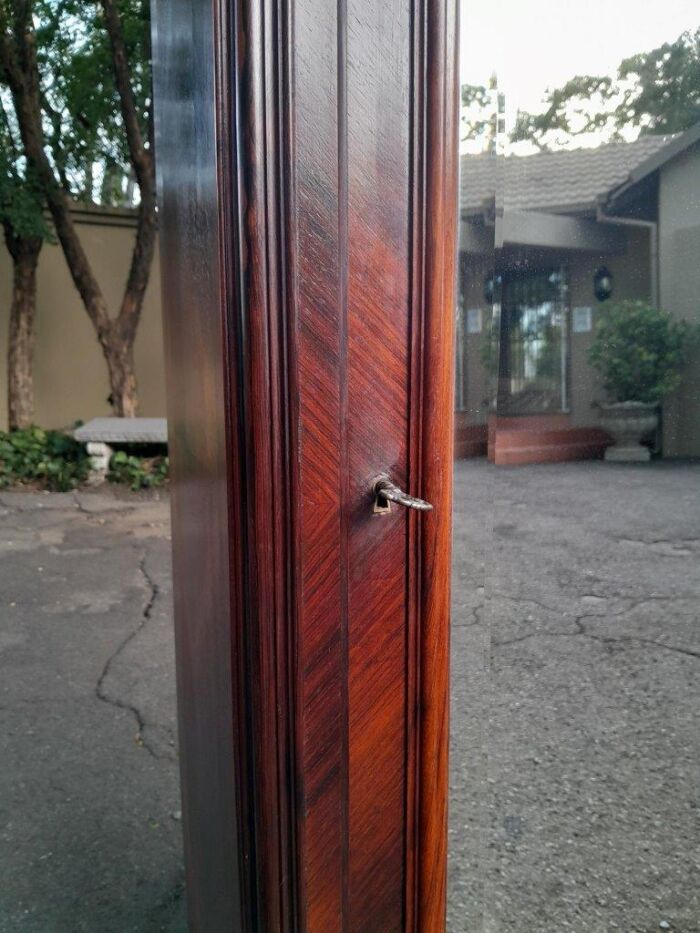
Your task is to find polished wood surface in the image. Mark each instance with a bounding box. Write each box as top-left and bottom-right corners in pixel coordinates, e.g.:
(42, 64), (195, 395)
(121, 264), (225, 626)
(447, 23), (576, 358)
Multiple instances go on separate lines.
(416, 4), (459, 927)
(153, 0), (457, 929)
(152, 2), (249, 929)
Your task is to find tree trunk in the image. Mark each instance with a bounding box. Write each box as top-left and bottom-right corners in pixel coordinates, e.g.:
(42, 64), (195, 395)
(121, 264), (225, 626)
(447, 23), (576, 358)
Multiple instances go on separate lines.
(102, 333), (138, 417)
(0, 4), (156, 420)
(4, 227), (42, 430)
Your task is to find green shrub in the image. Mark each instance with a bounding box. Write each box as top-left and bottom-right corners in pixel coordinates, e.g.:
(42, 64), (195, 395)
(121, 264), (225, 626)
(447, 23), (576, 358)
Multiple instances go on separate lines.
(108, 450), (169, 490)
(588, 300), (696, 403)
(0, 427), (90, 491)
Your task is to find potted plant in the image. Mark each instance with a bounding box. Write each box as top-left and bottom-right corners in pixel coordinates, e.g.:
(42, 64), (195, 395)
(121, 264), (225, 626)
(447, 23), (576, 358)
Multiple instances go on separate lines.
(588, 299), (694, 461)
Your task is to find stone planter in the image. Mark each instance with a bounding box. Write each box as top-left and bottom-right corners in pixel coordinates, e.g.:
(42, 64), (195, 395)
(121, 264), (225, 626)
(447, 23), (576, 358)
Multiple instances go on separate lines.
(599, 401), (659, 462)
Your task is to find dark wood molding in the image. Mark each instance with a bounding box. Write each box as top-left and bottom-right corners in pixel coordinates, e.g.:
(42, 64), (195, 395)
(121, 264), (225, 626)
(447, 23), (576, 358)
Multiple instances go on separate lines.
(153, 0), (457, 928)
(414, 1), (459, 928)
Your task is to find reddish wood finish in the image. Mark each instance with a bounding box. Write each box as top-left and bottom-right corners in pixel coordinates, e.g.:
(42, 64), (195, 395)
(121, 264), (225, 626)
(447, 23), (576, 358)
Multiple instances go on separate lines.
(415, 5), (458, 928)
(153, 0), (457, 929)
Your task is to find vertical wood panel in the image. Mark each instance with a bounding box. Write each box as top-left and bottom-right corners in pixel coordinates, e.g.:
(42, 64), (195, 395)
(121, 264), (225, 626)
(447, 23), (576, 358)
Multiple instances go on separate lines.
(289, 3), (345, 929)
(346, 2), (412, 930)
(152, 0), (249, 929)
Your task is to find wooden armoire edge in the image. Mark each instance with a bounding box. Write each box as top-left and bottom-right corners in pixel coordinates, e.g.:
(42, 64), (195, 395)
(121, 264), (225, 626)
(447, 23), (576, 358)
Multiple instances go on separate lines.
(413, 0), (459, 930)
(156, 0), (457, 927)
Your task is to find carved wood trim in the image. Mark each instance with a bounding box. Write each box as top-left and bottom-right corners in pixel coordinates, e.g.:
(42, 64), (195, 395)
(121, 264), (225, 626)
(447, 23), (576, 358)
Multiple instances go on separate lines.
(413, 0), (459, 928)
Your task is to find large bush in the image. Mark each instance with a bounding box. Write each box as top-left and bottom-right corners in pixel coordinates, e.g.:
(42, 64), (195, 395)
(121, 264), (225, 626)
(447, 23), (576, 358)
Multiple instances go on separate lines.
(588, 300), (695, 403)
(0, 427), (90, 491)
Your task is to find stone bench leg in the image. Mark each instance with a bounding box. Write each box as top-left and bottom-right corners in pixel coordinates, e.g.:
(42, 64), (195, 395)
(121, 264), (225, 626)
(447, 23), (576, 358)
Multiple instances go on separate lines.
(86, 441), (113, 482)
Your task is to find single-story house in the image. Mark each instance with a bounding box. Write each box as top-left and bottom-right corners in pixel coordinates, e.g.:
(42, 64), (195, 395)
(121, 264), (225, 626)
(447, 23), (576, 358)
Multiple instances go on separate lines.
(456, 122), (700, 464)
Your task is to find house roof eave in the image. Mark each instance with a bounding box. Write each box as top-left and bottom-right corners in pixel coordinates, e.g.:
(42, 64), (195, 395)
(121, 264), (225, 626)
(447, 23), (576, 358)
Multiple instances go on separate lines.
(605, 121), (700, 211)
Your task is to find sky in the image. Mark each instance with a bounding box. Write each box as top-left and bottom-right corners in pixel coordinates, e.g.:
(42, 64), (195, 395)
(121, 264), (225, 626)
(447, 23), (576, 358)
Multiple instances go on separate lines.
(460, 0), (699, 116)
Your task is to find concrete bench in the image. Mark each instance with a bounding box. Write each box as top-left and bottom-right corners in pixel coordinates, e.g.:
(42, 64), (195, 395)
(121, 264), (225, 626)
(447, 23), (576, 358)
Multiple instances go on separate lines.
(74, 417), (168, 478)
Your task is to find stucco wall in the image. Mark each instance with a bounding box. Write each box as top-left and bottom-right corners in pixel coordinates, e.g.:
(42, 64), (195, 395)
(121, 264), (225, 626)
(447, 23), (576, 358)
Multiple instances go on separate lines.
(566, 227), (651, 427)
(658, 143), (700, 458)
(0, 209), (166, 432)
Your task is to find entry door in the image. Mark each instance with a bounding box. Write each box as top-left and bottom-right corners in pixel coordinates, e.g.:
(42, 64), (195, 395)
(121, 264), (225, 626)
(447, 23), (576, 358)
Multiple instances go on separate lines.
(498, 267), (569, 415)
(152, 1), (458, 931)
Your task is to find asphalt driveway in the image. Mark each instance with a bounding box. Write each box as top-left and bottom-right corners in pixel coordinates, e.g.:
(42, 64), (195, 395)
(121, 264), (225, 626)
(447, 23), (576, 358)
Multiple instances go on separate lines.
(449, 459), (700, 933)
(0, 489), (185, 933)
(1, 460), (699, 932)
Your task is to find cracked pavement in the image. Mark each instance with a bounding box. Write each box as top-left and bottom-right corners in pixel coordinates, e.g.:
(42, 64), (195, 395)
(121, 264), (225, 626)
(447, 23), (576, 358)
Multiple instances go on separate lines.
(0, 488), (185, 933)
(2, 463), (699, 932)
(449, 459), (700, 933)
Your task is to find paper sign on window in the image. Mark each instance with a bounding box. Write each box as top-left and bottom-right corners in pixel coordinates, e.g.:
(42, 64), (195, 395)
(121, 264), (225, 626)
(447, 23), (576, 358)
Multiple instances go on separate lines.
(466, 308), (482, 334)
(572, 306), (593, 333)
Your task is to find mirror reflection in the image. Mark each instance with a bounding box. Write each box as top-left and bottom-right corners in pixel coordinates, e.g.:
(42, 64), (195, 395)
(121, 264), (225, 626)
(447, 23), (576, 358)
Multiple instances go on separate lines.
(452, 3), (700, 930)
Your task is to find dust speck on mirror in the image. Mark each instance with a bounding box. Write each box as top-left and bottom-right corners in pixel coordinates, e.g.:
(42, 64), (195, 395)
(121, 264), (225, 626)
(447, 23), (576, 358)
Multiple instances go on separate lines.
(452, 2), (700, 930)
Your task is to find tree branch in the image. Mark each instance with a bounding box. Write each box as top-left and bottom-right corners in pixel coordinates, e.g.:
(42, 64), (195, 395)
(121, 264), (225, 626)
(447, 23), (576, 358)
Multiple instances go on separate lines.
(1, 6), (111, 341)
(99, 0), (153, 194)
(0, 13), (23, 89)
(3, 0), (157, 414)
(98, 0), (156, 338)
(40, 88), (71, 191)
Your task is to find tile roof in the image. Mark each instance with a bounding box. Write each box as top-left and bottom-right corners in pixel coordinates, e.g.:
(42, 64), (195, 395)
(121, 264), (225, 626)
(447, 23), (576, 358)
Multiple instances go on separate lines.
(460, 135), (673, 216)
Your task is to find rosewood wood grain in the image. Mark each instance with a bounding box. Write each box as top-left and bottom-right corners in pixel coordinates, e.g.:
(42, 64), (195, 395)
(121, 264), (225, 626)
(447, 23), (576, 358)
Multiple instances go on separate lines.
(414, 2), (459, 928)
(289, 3), (345, 930)
(345, 3), (411, 931)
(152, 0), (457, 929)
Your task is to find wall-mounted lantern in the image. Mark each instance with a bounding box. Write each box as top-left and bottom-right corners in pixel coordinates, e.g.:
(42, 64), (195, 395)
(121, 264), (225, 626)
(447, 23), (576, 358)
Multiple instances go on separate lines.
(594, 266), (613, 302)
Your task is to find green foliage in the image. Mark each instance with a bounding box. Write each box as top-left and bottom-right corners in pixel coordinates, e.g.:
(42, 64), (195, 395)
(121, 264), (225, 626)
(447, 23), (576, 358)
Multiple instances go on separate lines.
(35, 0), (151, 205)
(0, 169), (53, 242)
(1, 0), (151, 227)
(460, 75), (506, 153)
(618, 29), (700, 136)
(108, 449), (169, 490)
(511, 75), (615, 148)
(588, 300), (696, 403)
(0, 426), (90, 490)
(512, 28), (700, 149)
(0, 428), (169, 492)
(0, 106), (53, 242)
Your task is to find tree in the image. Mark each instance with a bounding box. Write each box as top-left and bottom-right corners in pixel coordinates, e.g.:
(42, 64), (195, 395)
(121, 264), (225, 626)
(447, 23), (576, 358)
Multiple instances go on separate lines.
(0, 0), (155, 416)
(35, 0), (148, 207)
(461, 74), (504, 153)
(512, 28), (700, 150)
(0, 95), (52, 428)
